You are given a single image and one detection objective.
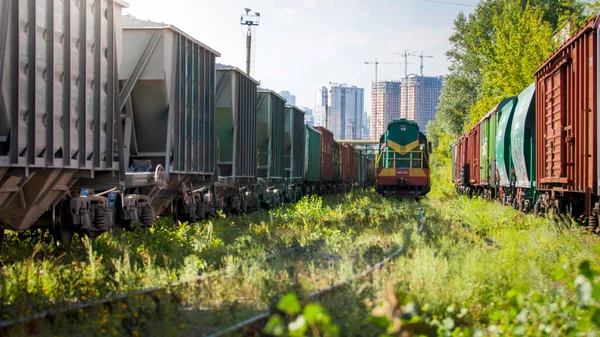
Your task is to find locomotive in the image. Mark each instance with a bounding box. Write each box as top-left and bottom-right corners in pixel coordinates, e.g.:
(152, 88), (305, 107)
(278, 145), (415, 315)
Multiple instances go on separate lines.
(452, 15), (600, 228)
(0, 1), (375, 245)
(376, 119), (431, 198)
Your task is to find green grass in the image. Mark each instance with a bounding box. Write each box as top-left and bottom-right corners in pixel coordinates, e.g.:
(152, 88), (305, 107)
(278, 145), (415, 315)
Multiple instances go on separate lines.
(0, 190), (421, 336)
(260, 157), (600, 336)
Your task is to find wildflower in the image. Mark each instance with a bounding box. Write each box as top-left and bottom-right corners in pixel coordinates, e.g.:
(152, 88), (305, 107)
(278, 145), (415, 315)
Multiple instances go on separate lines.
(132, 330), (140, 337)
(133, 312), (138, 317)
(121, 303), (127, 309)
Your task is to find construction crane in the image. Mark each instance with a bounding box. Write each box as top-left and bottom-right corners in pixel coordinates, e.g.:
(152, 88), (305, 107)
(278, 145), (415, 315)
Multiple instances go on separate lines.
(415, 51), (433, 76)
(393, 50), (434, 77)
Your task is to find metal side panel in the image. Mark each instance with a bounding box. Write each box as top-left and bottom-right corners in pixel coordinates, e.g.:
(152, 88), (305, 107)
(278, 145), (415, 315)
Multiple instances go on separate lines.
(510, 82), (536, 189)
(123, 23), (218, 181)
(0, 0), (124, 171)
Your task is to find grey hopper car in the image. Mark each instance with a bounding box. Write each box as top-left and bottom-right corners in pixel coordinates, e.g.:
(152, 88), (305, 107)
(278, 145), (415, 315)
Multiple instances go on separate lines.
(119, 16), (220, 223)
(0, 0), (127, 238)
(284, 105), (305, 201)
(214, 64), (259, 213)
(256, 89), (286, 207)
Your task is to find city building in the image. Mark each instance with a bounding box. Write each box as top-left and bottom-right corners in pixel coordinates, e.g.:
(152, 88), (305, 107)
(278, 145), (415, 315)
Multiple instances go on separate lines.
(400, 75), (444, 134)
(279, 90), (296, 106)
(314, 83), (364, 140)
(363, 111), (370, 139)
(300, 106), (314, 126)
(370, 80), (401, 140)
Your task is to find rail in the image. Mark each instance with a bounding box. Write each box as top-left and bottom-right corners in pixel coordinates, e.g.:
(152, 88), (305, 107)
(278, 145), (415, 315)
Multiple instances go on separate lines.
(207, 199), (426, 337)
(0, 244), (316, 336)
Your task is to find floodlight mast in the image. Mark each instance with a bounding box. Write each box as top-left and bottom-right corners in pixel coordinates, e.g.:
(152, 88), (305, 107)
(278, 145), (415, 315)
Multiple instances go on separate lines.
(240, 8), (260, 76)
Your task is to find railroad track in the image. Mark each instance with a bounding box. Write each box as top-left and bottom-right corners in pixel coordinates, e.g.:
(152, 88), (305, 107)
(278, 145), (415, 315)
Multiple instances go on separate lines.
(206, 199), (426, 337)
(0, 243), (319, 337)
(1, 199), (425, 337)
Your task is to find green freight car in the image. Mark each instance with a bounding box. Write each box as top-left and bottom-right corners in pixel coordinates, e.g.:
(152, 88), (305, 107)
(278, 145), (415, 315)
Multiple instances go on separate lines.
(284, 105), (306, 201)
(304, 126), (321, 193)
(510, 83), (537, 212)
(479, 98), (515, 200)
(496, 98), (518, 192)
(494, 83), (536, 211)
(357, 149), (366, 183)
(215, 65), (259, 213)
(256, 89), (286, 208)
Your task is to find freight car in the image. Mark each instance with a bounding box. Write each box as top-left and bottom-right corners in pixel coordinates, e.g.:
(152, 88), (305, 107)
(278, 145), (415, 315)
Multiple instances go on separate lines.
(376, 119), (431, 198)
(0, 1), (374, 245)
(452, 14), (600, 226)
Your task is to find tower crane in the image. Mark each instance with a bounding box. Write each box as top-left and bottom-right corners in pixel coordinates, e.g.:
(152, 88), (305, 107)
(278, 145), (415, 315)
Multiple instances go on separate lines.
(393, 50), (434, 76)
(415, 51), (433, 76)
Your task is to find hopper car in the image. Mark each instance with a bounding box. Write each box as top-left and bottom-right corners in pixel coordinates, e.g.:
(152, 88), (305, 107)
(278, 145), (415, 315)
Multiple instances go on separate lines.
(376, 119), (432, 198)
(452, 15), (600, 228)
(0, 0), (374, 245)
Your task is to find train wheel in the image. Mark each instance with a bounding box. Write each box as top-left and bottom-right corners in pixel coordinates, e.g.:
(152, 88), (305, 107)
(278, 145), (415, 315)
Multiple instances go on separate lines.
(52, 199), (73, 248)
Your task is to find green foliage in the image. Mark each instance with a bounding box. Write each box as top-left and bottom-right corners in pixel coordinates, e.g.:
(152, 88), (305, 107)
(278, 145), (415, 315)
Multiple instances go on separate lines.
(436, 0), (592, 138)
(358, 193), (600, 336)
(468, 0), (556, 126)
(264, 293), (340, 337)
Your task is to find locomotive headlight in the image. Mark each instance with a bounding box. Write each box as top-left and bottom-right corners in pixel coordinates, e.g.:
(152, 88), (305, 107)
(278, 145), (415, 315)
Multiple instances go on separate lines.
(419, 143), (425, 151)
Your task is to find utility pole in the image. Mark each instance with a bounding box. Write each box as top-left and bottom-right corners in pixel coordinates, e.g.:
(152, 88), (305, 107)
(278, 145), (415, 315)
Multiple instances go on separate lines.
(240, 8), (260, 76)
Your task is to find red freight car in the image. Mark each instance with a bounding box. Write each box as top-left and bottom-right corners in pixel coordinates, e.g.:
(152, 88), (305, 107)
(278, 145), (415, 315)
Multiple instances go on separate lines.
(455, 135), (468, 185)
(316, 126), (334, 182)
(352, 150), (359, 182)
(467, 124), (481, 186)
(340, 144), (355, 183)
(534, 19), (597, 217)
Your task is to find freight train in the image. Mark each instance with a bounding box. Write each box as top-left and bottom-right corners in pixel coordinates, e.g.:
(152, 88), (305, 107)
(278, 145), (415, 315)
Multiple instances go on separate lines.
(0, 1), (375, 245)
(376, 119), (431, 198)
(452, 15), (600, 227)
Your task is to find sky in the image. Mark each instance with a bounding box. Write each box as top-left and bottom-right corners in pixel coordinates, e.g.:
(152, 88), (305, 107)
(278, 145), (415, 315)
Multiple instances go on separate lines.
(123, 0), (478, 115)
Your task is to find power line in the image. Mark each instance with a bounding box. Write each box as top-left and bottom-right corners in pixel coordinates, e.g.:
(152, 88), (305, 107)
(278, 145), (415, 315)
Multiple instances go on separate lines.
(420, 0), (477, 7)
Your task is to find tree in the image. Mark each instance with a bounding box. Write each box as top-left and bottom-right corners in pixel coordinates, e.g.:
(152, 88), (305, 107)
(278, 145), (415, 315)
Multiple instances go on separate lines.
(467, 0), (556, 126)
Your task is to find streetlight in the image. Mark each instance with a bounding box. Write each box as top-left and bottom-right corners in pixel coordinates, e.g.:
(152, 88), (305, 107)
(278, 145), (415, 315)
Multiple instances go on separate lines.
(240, 8), (260, 76)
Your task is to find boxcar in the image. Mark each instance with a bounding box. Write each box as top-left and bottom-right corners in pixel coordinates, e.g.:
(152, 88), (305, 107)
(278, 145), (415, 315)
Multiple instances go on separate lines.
(534, 19), (597, 219)
(454, 135), (468, 190)
(340, 145), (353, 184)
(304, 125), (321, 186)
(467, 124), (481, 187)
(333, 141), (341, 183)
(316, 126), (334, 183)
